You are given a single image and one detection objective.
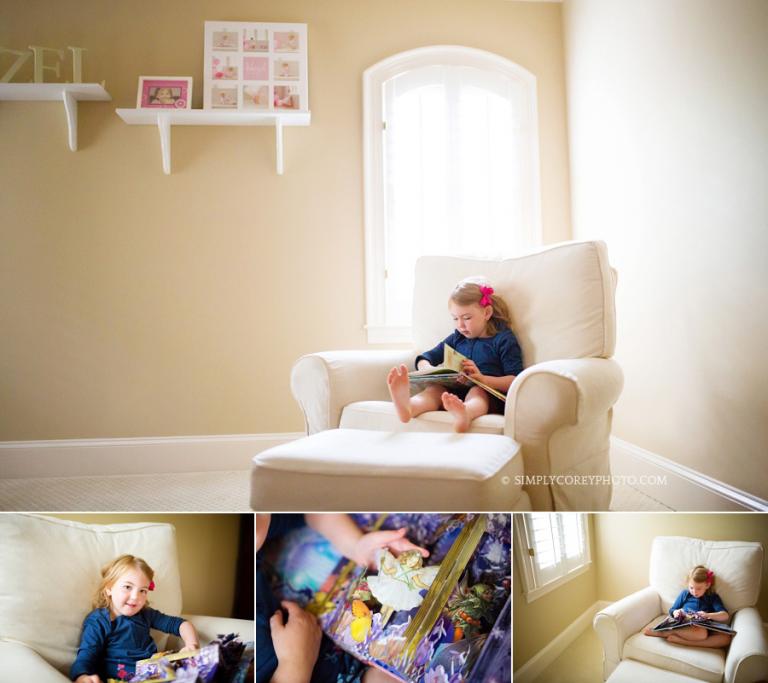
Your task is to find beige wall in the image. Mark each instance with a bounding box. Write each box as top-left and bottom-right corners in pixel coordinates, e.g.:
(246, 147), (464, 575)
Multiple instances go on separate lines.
(52, 513), (243, 617)
(0, 0), (571, 440)
(562, 0), (768, 499)
(593, 512), (768, 619)
(513, 515), (598, 669)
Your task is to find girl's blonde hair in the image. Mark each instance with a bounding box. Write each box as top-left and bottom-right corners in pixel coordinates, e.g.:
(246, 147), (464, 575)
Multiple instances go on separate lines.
(450, 277), (511, 336)
(688, 565), (715, 594)
(93, 554), (155, 610)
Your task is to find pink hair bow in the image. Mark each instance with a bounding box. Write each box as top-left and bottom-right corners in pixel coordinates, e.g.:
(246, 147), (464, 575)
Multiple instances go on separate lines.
(479, 285), (494, 307)
(148, 580), (156, 591)
(706, 570), (713, 582)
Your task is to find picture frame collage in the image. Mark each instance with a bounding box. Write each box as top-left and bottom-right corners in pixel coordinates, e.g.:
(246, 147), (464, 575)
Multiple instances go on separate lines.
(203, 21), (308, 112)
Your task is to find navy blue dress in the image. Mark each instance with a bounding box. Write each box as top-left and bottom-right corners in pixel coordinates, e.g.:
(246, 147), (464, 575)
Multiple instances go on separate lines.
(668, 589), (727, 616)
(70, 607), (184, 680)
(415, 327), (524, 378)
(415, 327), (523, 410)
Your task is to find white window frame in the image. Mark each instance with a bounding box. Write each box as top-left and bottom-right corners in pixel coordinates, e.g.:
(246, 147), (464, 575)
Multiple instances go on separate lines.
(362, 45), (542, 344)
(514, 513), (592, 603)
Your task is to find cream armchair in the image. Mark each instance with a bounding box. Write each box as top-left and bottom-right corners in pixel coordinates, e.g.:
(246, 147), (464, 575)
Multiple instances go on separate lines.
(0, 514), (254, 682)
(594, 536), (768, 683)
(291, 240), (623, 510)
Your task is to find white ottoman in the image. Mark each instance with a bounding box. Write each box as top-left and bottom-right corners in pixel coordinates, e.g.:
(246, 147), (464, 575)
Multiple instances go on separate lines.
(251, 428), (529, 511)
(607, 660), (710, 683)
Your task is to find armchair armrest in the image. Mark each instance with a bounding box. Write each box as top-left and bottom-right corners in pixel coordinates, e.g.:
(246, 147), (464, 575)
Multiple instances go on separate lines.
(593, 586), (660, 681)
(291, 349), (414, 434)
(0, 641), (71, 681)
(506, 357), (624, 510)
(507, 357), (624, 437)
(725, 607), (768, 683)
(163, 614), (255, 649)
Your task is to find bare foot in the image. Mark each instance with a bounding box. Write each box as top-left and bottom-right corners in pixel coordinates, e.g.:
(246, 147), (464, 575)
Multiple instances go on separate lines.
(442, 392), (470, 433)
(387, 365), (412, 423)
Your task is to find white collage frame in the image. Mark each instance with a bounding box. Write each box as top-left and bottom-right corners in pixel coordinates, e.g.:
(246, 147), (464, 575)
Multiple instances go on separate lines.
(203, 21), (308, 112)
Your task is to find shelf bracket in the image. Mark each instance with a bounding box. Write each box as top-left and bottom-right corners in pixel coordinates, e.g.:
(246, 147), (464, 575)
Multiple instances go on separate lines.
(275, 117), (284, 175)
(62, 89), (78, 151)
(157, 114), (171, 175)
(114, 107), (309, 175)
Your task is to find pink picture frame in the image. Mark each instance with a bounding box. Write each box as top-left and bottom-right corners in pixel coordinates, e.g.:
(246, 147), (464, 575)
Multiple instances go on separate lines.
(137, 76), (193, 109)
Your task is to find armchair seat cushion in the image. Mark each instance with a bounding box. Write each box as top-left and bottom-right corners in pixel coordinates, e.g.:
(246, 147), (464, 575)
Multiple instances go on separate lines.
(607, 659), (713, 683)
(251, 428), (529, 510)
(623, 616), (726, 683)
(339, 400), (504, 434)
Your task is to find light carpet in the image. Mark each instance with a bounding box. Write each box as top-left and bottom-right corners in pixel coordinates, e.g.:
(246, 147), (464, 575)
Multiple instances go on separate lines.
(0, 470), (250, 511)
(610, 483), (673, 511)
(531, 625), (603, 683)
(0, 473), (670, 513)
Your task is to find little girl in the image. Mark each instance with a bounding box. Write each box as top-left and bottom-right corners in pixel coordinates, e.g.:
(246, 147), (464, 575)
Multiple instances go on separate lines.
(150, 87), (176, 105)
(643, 565), (733, 648)
(71, 554), (200, 683)
(387, 278), (524, 432)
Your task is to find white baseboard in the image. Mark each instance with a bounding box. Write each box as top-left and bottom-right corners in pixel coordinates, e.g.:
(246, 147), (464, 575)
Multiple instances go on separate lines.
(514, 600), (609, 683)
(610, 437), (768, 512)
(0, 433), (304, 478)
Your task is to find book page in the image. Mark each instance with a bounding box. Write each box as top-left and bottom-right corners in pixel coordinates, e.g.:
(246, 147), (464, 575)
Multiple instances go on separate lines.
(442, 343), (467, 372)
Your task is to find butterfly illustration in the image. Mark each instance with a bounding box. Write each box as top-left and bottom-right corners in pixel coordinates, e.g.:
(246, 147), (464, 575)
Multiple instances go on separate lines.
(350, 599), (373, 642)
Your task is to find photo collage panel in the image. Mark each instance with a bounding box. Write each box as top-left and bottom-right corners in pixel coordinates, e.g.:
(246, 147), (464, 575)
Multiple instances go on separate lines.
(204, 21), (308, 112)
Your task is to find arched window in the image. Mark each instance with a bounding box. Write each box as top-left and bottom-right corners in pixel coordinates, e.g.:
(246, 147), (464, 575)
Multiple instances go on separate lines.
(363, 46), (542, 343)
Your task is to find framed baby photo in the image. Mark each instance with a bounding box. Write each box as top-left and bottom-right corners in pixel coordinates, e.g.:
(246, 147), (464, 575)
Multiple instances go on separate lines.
(203, 21), (308, 111)
(136, 76), (193, 109)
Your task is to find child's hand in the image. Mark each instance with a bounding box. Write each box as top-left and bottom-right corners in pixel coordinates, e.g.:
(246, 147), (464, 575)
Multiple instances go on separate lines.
(178, 621), (200, 653)
(179, 642), (200, 653)
(352, 527), (429, 570)
(461, 359), (483, 379)
(672, 609), (684, 618)
(75, 676), (103, 683)
(270, 601), (322, 683)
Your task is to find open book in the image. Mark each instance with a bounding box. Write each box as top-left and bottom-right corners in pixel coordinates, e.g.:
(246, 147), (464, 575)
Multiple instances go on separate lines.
(110, 634), (251, 683)
(652, 613), (736, 635)
(408, 343), (507, 402)
(305, 514), (510, 683)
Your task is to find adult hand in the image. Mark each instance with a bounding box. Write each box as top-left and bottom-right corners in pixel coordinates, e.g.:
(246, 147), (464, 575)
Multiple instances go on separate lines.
(352, 527), (429, 569)
(270, 601), (321, 683)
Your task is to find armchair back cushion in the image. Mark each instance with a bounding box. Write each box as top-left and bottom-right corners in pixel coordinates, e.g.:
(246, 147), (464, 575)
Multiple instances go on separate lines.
(412, 240), (616, 367)
(0, 514), (183, 674)
(649, 536), (763, 613)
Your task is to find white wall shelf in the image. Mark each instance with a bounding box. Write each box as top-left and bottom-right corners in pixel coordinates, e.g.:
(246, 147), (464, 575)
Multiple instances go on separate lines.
(115, 108), (311, 175)
(0, 83), (111, 151)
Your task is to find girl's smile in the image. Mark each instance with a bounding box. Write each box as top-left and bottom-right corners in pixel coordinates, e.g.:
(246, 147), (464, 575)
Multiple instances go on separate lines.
(107, 567), (151, 618)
